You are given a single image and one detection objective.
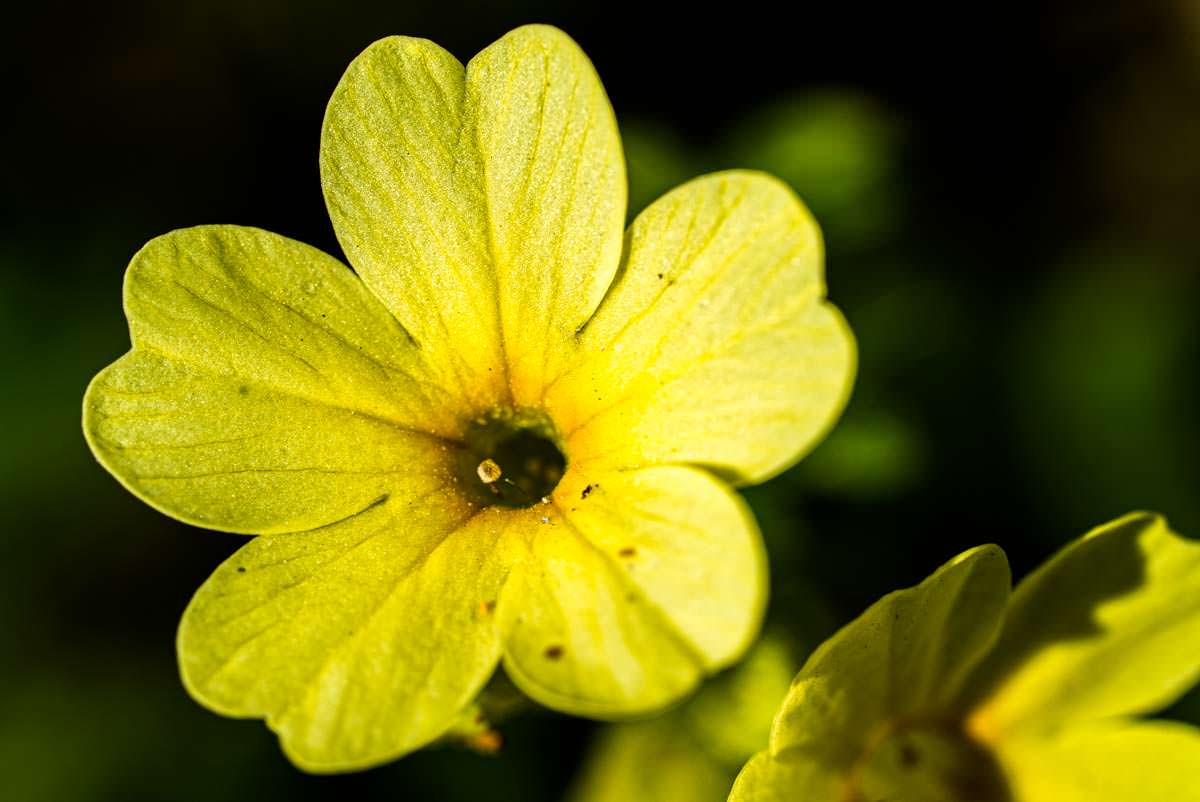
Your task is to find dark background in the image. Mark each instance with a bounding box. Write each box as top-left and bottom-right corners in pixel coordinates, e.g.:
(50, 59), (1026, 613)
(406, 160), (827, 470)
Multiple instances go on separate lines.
(3, 1), (1199, 800)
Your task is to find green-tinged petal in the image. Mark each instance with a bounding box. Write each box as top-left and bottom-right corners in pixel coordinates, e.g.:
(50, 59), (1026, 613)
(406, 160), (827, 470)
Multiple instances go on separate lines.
(320, 36), (505, 406)
(555, 465), (767, 670)
(178, 498), (522, 772)
(772, 546), (1009, 768)
(569, 719), (732, 802)
(466, 25), (626, 402)
(727, 751), (841, 802)
(547, 171), (855, 485)
(497, 464), (765, 716)
(569, 635), (797, 802)
(83, 226), (459, 534)
(321, 26), (625, 406)
(962, 513), (1200, 738)
(994, 719), (1200, 801)
(685, 634), (798, 765)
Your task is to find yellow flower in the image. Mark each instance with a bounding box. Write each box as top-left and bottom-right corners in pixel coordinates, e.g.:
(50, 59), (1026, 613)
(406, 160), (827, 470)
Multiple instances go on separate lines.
(82, 25), (855, 772)
(729, 513), (1200, 801)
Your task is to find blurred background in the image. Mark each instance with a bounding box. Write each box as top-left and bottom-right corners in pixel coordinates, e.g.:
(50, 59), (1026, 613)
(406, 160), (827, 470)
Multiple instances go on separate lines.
(3, 1), (1199, 799)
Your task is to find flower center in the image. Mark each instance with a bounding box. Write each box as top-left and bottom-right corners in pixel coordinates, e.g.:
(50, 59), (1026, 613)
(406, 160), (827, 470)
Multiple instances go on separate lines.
(458, 409), (567, 508)
(853, 723), (1011, 802)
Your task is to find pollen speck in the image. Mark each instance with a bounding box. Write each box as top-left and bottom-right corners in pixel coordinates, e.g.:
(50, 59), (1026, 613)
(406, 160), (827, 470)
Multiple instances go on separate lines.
(544, 645), (564, 660)
(477, 458), (503, 484)
(618, 547), (636, 558)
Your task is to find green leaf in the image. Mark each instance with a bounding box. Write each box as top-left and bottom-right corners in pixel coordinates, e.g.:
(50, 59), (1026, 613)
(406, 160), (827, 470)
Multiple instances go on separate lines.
(545, 171), (856, 485)
(83, 226), (459, 534)
(962, 512), (1200, 737)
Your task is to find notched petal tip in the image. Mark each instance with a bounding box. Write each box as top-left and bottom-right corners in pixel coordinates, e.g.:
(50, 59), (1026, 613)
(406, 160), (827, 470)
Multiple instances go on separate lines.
(471, 24), (599, 80)
(495, 465), (766, 721)
(176, 506), (509, 773)
(554, 167), (857, 485)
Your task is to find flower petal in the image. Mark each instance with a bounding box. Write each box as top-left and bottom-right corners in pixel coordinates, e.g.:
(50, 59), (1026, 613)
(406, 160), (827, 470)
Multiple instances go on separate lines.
(546, 172), (855, 485)
(726, 751), (842, 802)
(994, 720), (1200, 801)
(771, 545), (1009, 769)
(320, 26), (625, 406)
(497, 464), (765, 716)
(568, 718), (733, 802)
(83, 226), (460, 534)
(320, 36), (506, 407)
(962, 512), (1200, 737)
(570, 637), (796, 802)
(178, 499), (520, 772)
(466, 25), (626, 402)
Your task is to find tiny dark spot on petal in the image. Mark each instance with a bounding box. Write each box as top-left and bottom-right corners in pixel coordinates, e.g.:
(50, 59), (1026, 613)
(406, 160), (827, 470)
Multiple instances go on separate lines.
(238, 385), (249, 396)
(657, 272), (664, 279)
(618, 546), (636, 558)
(544, 644), (564, 660)
(236, 566), (246, 573)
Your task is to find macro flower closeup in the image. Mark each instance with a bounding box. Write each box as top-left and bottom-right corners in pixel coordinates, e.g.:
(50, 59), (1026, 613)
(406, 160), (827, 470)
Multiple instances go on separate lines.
(729, 512), (1200, 802)
(81, 25), (855, 772)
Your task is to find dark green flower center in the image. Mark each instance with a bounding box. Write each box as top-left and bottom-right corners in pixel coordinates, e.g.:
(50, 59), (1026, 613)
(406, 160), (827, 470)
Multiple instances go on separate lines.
(458, 410), (566, 508)
(855, 723), (1011, 802)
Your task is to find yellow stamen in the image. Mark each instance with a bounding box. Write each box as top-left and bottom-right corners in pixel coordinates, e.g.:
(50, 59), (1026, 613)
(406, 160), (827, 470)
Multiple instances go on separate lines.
(476, 458), (503, 484)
